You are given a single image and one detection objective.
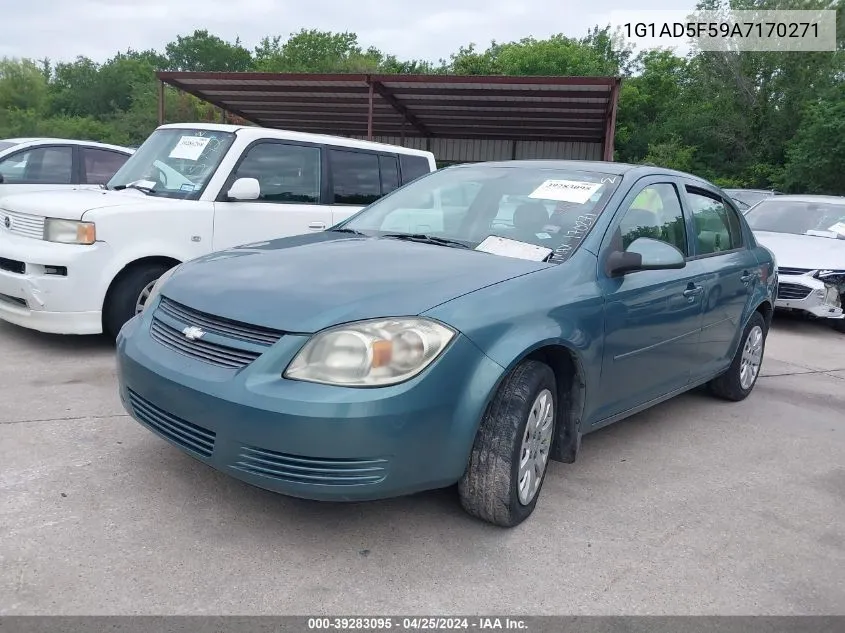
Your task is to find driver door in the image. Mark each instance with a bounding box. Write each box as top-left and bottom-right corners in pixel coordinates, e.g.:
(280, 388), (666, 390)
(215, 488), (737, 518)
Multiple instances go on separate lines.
(592, 178), (709, 425)
(212, 140), (332, 250)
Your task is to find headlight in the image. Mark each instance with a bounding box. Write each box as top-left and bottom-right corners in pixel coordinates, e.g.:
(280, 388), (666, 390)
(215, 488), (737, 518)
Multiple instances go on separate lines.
(142, 265), (180, 313)
(284, 317), (456, 387)
(43, 218), (96, 245)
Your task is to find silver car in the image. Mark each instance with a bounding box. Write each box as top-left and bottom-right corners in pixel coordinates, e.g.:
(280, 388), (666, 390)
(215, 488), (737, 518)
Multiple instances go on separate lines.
(744, 195), (845, 332)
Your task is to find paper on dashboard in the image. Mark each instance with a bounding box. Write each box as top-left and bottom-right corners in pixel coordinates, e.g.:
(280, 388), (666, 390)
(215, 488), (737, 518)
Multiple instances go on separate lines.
(475, 236), (552, 262)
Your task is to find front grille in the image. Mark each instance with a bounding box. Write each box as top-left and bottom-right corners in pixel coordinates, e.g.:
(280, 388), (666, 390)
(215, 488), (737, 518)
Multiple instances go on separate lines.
(777, 282), (813, 300)
(0, 209), (44, 240)
(0, 258), (25, 274)
(127, 389), (216, 458)
(777, 267), (812, 276)
(150, 318), (262, 369)
(233, 446), (388, 486)
(151, 297), (284, 369)
(158, 297), (283, 346)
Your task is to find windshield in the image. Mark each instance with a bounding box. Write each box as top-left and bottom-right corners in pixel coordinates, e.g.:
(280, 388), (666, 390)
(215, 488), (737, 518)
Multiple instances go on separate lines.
(745, 199), (845, 238)
(107, 128), (236, 199)
(0, 141), (21, 153)
(337, 164), (622, 263)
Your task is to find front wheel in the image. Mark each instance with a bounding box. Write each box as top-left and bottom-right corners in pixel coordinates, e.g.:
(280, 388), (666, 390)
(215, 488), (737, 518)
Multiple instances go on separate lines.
(102, 263), (172, 340)
(458, 360), (557, 528)
(708, 311), (768, 401)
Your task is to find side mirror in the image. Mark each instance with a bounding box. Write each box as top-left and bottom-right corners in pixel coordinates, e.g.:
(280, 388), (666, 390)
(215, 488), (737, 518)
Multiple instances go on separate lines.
(607, 237), (686, 277)
(226, 177), (260, 201)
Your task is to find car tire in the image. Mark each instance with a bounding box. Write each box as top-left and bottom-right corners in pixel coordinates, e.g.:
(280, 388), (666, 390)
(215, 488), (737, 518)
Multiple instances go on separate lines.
(458, 360), (557, 528)
(103, 263), (172, 340)
(708, 311), (767, 402)
(831, 318), (845, 333)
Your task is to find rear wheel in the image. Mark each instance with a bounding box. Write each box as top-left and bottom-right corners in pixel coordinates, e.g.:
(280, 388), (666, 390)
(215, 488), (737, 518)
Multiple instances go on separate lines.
(708, 311), (767, 401)
(458, 360), (557, 528)
(103, 263), (172, 340)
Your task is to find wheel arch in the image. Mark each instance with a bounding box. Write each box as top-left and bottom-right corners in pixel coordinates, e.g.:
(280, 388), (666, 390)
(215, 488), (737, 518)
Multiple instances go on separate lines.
(486, 340), (588, 465)
(101, 255), (182, 318)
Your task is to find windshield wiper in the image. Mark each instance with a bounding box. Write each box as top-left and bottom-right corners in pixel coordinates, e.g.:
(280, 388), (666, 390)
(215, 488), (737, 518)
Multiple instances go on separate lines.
(381, 233), (471, 249)
(330, 227), (368, 236)
(112, 183), (156, 195)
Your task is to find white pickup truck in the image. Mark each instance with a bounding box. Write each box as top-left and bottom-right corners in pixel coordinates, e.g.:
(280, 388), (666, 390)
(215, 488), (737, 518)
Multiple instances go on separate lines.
(0, 123), (436, 338)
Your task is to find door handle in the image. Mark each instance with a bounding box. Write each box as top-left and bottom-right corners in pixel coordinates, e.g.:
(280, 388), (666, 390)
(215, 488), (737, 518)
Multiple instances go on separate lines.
(683, 285), (703, 297)
(740, 271), (754, 283)
(308, 222), (326, 230)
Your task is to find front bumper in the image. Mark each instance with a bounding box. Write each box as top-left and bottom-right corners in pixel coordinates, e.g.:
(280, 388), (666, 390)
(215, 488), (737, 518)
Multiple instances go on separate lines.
(0, 232), (112, 334)
(116, 312), (505, 502)
(775, 275), (843, 320)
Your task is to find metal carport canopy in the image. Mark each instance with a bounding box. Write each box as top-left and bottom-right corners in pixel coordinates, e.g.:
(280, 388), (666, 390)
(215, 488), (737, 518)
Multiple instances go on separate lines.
(155, 72), (621, 162)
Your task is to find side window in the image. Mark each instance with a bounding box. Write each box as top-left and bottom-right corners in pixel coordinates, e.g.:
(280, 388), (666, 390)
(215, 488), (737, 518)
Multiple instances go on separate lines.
(686, 188), (743, 254)
(379, 155), (400, 196)
(82, 148), (129, 184)
(329, 149), (381, 205)
(231, 142), (321, 203)
(399, 154), (431, 185)
(0, 146), (73, 184)
(617, 183), (688, 255)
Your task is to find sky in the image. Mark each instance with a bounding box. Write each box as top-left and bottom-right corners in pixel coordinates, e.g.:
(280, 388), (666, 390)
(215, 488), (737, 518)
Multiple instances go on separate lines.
(2, 0), (699, 64)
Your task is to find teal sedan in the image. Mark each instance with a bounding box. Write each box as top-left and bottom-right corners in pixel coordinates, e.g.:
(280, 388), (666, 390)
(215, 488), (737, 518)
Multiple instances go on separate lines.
(116, 161), (777, 527)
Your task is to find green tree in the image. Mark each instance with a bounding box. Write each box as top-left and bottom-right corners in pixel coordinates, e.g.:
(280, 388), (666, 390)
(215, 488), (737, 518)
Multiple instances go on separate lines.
(254, 29), (384, 72)
(165, 30), (253, 72)
(781, 84), (845, 194)
(0, 58), (49, 113)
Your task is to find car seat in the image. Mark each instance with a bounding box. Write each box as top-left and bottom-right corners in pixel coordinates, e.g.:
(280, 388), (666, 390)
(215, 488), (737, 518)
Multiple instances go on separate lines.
(512, 202), (550, 242)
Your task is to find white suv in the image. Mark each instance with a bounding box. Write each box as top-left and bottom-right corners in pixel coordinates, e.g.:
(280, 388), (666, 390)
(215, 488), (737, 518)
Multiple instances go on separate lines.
(0, 123), (436, 338)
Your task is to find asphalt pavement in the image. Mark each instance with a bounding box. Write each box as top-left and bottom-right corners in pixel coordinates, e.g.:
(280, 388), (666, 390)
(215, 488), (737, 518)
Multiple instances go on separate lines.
(1, 314), (844, 615)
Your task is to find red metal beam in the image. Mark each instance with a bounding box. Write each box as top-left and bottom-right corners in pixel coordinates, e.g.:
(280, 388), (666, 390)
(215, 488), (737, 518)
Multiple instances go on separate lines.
(236, 105), (607, 119)
(367, 80), (374, 140)
(157, 71), (618, 87)
(602, 79), (621, 161)
(284, 128), (603, 142)
(182, 85), (610, 100)
(158, 80), (165, 125)
(369, 78), (433, 137)
(219, 96), (609, 110)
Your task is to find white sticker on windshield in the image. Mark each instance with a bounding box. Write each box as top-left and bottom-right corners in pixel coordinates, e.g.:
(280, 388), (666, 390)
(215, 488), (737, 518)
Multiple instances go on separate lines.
(528, 179), (603, 204)
(475, 236), (552, 262)
(826, 222), (845, 237)
(168, 136), (211, 160)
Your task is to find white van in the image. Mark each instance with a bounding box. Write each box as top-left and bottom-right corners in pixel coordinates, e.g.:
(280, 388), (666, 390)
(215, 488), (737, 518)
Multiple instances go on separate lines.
(0, 123), (437, 338)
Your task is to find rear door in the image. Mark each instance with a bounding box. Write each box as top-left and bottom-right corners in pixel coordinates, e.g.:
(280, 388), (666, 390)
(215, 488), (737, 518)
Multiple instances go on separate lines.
(211, 140), (331, 250)
(326, 148), (391, 225)
(0, 144), (76, 197)
(680, 182), (760, 379)
(79, 146), (131, 187)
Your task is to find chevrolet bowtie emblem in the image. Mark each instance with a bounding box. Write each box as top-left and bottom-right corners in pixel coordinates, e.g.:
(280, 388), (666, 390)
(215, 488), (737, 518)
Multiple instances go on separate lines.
(182, 326), (205, 341)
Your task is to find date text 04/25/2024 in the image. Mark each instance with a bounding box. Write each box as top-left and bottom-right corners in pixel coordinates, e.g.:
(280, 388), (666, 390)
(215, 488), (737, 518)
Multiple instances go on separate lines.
(307, 617), (528, 630)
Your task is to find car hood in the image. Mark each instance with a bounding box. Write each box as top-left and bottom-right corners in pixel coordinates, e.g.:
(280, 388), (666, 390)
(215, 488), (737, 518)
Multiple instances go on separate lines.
(162, 232), (552, 333)
(753, 230), (845, 270)
(0, 188), (158, 220)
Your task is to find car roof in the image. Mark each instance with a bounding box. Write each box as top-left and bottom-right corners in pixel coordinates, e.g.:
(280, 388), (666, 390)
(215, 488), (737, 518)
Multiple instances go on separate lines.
(449, 160), (716, 185)
(0, 138), (134, 153)
(755, 194), (845, 204)
(155, 122), (435, 159)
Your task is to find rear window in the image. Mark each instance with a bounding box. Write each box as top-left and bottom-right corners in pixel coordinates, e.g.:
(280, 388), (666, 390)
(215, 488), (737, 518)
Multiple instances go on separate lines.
(399, 155), (431, 185)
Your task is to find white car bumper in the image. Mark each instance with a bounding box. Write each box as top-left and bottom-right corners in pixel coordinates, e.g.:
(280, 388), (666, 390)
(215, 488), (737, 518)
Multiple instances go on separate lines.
(775, 274), (843, 320)
(0, 233), (113, 334)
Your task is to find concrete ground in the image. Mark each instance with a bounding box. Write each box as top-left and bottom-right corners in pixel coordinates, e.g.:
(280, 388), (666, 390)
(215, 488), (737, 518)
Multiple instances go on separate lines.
(1, 314), (843, 616)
